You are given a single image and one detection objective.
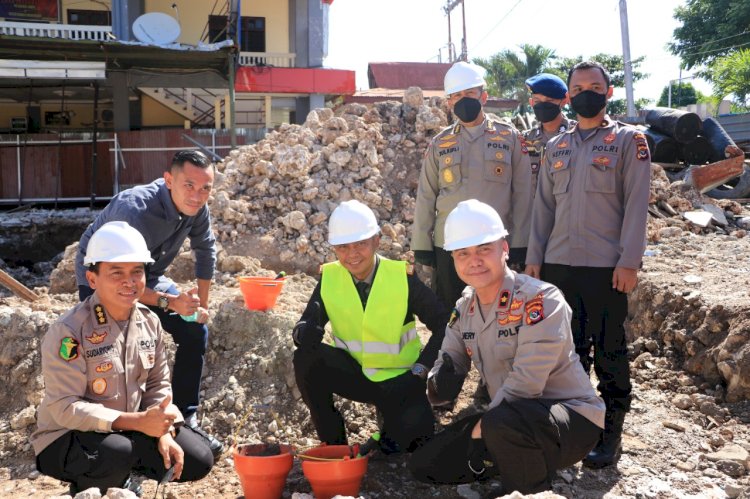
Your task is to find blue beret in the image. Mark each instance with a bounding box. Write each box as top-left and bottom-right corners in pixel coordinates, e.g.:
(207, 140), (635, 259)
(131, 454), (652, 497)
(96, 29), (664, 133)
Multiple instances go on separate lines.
(525, 73), (567, 99)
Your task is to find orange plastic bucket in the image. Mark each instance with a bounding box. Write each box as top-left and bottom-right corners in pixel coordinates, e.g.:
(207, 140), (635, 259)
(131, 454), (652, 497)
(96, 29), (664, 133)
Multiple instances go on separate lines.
(300, 445), (368, 499)
(233, 443), (294, 499)
(239, 277), (285, 311)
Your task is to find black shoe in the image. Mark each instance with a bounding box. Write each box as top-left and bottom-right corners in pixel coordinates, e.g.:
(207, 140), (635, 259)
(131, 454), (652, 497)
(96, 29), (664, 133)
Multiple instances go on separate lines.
(583, 409), (626, 469)
(185, 416), (224, 459)
(68, 475), (142, 497)
(122, 476), (144, 497)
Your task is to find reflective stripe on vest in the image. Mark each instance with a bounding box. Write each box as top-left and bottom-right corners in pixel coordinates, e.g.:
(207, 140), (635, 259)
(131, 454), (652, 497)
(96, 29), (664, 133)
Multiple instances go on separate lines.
(321, 258), (420, 382)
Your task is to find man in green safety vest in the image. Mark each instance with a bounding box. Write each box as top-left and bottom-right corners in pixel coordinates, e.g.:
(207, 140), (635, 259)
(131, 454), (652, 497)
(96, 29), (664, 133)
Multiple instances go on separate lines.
(292, 200), (449, 454)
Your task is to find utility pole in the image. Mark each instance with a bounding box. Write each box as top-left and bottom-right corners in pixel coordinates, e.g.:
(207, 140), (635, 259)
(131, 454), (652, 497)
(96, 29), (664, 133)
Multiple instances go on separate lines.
(446, 1), (453, 62)
(443, 0), (466, 63)
(460, 0), (467, 61)
(619, 0), (636, 117)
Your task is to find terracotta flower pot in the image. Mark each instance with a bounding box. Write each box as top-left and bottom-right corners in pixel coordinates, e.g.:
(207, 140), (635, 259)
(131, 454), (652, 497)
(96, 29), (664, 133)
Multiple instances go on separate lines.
(300, 445), (368, 499)
(233, 443), (293, 499)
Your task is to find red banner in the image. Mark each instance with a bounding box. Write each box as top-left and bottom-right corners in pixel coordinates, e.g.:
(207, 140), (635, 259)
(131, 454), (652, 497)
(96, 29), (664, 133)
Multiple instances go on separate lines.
(0, 0), (59, 22)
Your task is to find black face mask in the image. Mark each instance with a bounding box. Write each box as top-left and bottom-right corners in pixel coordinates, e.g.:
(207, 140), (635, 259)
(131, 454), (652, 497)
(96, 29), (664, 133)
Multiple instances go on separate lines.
(453, 97), (482, 123)
(532, 102), (562, 123)
(570, 90), (607, 118)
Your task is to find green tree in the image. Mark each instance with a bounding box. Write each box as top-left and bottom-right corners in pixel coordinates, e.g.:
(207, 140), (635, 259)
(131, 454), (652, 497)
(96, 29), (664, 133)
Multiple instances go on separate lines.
(707, 48), (750, 109)
(656, 82), (699, 107)
(669, 0), (750, 69)
(473, 44), (556, 112)
(551, 53), (647, 89)
(606, 98), (652, 117)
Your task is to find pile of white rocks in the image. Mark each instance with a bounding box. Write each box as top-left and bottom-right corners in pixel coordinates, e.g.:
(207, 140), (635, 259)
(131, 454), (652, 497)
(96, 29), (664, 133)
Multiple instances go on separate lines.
(209, 87), (449, 272)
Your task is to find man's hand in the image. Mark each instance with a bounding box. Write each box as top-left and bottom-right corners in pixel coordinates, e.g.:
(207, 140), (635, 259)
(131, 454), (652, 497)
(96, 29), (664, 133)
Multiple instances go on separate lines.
(140, 394), (177, 438)
(431, 353), (465, 401)
(725, 144), (744, 158)
(194, 306), (210, 324)
(169, 287), (201, 316)
(413, 250), (436, 268)
(524, 264), (541, 279)
(157, 432), (184, 481)
(612, 267), (638, 293)
(391, 370), (424, 399)
(294, 302), (325, 349)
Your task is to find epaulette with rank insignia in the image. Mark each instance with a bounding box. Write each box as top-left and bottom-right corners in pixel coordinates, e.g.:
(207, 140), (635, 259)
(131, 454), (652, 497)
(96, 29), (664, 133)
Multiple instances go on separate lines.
(94, 304), (107, 325)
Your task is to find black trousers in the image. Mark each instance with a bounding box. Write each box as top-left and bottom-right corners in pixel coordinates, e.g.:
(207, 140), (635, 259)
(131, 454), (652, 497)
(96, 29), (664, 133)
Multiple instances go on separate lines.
(293, 344), (434, 452)
(79, 284), (209, 416)
(541, 264), (631, 411)
(409, 398), (601, 494)
(433, 246), (466, 310)
(507, 247), (527, 272)
(36, 426), (214, 493)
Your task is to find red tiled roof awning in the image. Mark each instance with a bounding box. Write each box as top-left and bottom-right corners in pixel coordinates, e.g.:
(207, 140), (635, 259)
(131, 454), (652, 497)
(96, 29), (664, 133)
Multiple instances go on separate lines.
(235, 67), (355, 94)
(367, 62), (452, 91)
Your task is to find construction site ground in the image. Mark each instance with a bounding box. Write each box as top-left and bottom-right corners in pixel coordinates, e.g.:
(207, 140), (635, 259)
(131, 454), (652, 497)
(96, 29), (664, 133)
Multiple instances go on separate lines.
(1, 93), (750, 499)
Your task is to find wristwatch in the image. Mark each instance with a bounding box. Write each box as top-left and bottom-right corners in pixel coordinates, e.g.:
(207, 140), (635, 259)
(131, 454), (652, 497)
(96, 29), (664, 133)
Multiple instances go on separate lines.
(411, 363), (428, 380)
(157, 295), (170, 312)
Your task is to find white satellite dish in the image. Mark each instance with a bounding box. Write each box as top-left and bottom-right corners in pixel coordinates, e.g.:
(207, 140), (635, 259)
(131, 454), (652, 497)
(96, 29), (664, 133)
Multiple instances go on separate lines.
(132, 12), (181, 45)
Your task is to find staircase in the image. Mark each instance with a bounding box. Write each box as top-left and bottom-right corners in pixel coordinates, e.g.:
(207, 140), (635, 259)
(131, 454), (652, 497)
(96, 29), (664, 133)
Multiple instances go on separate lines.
(139, 87), (226, 127)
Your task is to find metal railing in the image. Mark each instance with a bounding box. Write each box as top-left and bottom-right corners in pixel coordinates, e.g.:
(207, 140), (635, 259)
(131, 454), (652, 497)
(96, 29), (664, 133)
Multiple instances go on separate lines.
(0, 20), (113, 41)
(239, 51), (296, 67)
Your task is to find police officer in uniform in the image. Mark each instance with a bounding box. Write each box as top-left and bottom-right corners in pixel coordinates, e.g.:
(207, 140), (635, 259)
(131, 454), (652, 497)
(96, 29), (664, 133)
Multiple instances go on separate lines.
(408, 200), (603, 494)
(525, 61), (651, 468)
(513, 73), (576, 268)
(293, 200), (449, 453)
(32, 222), (214, 495)
(75, 150), (222, 457)
(412, 61), (531, 309)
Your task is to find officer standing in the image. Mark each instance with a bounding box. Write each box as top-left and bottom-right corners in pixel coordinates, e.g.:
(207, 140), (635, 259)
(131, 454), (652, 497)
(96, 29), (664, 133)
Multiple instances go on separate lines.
(525, 61), (651, 468)
(512, 73), (576, 268)
(293, 200), (449, 453)
(408, 200), (603, 494)
(412, 61), (531, 308)
(74, 150), (222, 457)
(32, 222), (214, 495)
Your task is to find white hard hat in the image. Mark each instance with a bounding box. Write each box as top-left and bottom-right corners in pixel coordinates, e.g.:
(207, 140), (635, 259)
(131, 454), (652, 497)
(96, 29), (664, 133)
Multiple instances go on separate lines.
(444, 61), (487, 96)
(328, 200), (379, 245)
(84, 221), (155, 265)
(443, 199), (508, 251)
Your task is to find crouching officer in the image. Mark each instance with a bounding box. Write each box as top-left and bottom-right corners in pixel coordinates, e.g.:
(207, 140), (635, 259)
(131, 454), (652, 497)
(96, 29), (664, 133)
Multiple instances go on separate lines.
(408, 200), (603, 495)
(31, 222), (214, 496)
(293, 200), (449, 453)
(513, 73), (576, 268)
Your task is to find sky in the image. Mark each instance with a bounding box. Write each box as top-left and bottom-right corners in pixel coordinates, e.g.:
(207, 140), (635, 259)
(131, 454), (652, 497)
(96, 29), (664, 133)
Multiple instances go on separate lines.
(325, 0), (711, 104)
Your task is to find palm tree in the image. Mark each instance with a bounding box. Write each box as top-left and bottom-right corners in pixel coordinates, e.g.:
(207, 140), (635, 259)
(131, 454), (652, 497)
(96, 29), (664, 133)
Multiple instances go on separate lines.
(474, 44), (556, 113)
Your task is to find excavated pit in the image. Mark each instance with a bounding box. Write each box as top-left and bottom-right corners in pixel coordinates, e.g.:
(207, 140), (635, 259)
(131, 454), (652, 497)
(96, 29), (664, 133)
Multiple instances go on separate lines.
(0, 209), (94, 293)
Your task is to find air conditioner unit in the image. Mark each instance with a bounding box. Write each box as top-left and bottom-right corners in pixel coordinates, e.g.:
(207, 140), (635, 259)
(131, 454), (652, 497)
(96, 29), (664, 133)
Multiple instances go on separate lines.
(101, 109), (114, 123)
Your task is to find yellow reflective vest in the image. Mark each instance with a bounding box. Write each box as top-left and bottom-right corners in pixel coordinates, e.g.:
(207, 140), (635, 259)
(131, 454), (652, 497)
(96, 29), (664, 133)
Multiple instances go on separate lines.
(321, 258), (420, 382)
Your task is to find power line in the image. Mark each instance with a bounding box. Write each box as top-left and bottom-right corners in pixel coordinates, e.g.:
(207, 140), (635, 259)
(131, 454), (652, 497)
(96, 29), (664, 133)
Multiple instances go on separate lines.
(469, 0), (524, 54)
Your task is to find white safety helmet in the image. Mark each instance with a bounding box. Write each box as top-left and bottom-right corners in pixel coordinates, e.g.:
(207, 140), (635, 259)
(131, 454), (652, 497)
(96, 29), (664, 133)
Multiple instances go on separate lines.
(328, 200), (380, 245)
(83, 221), (155, 265)
(444, 61), (487, 96)
(443, 199), (508, 251)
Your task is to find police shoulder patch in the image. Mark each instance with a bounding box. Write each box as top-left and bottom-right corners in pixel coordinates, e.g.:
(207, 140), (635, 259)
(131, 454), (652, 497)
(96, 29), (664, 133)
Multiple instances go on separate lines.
(406, 263), (414, 276)
(59, 337), (79, 361)
(448, 308), (460, 327)
(524, 293), (545, 326)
